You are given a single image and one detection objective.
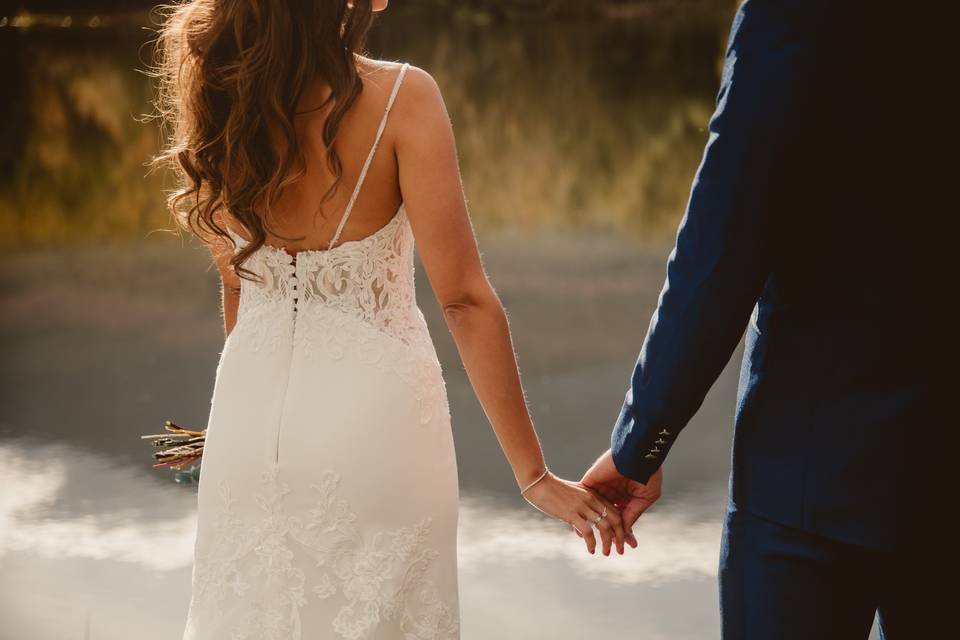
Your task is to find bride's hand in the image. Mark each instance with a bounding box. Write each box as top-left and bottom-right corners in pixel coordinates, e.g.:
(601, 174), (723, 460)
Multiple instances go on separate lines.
(522, 472), (626, 556)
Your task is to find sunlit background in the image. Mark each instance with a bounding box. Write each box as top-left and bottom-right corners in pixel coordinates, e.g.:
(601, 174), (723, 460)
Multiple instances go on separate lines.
(0, 2), (880, 639)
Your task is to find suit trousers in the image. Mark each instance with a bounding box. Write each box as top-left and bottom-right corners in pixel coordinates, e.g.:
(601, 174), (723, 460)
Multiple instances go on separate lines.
(718, 501), (942, 639)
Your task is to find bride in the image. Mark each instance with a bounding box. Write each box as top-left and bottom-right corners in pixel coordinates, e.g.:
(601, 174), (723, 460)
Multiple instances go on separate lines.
(152, 1), (631, 638)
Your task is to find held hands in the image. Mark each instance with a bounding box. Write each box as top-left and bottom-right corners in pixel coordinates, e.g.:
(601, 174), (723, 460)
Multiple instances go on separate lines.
(581, 449), (662, 549)
(518, 449), (662, 556)
(521, 470), (628, 556)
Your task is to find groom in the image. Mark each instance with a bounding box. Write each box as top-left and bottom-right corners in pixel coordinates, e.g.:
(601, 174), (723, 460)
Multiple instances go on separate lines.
(581, 1), (944, 638)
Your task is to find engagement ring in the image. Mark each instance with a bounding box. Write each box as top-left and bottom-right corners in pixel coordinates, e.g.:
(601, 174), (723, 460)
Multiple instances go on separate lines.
(592, 506), (608, 525)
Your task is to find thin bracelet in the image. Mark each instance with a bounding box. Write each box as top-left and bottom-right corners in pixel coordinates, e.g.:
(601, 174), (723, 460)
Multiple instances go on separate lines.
(520, 467), (550, 494)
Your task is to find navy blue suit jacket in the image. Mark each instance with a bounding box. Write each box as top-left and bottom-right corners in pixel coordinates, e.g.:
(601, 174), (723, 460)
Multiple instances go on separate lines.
(610, 0), (944, 551)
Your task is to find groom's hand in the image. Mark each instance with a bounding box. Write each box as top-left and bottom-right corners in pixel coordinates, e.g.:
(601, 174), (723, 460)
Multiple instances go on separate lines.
(582, 449), (662, 548)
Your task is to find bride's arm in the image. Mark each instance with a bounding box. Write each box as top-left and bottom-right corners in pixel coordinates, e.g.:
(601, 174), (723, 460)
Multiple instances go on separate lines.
(204, 213), (242, 338)
(392, 66), (626, 556)
(214, 270), (241, 338)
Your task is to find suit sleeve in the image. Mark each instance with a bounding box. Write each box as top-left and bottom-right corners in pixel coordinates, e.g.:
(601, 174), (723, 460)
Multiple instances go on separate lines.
(610, 4), (809, 483)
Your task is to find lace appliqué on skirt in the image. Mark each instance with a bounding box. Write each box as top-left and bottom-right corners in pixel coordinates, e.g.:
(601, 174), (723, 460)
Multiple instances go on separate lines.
(191, 466), (459, 640)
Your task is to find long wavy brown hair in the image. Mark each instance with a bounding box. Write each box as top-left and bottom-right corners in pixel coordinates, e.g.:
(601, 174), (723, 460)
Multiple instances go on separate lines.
(148, 0), (374, 282)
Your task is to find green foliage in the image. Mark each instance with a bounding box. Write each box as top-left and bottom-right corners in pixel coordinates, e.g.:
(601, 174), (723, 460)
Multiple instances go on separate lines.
(0, 39), (171, 248)
(1, 5), (735, 249)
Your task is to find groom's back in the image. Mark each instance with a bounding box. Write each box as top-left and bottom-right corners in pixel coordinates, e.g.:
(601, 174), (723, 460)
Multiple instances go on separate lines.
(611, 0), (946, 552)
(728, 2), (943, 550)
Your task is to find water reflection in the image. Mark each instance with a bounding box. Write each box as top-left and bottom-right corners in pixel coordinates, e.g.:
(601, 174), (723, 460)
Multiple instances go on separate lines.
(1, 437), (726, 581)
(1, 228), (740, 639)
(1, 436), (725, 640)
(2, 434), (721, 585)
(1, 439), (196, 571)
(459, 494), (722, 585)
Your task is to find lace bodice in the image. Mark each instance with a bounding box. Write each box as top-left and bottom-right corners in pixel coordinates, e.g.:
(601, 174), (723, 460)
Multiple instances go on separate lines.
(221, 62), (434, 361)
(217, 63), (450, 429)
(225, 206), (433, 358)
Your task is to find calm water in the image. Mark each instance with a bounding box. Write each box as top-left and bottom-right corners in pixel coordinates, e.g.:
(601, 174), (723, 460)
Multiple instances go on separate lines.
(1, 7), (880, 639)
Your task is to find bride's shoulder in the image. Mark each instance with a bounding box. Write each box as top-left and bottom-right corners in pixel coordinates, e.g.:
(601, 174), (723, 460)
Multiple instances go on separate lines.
(356, 56), (446, 116)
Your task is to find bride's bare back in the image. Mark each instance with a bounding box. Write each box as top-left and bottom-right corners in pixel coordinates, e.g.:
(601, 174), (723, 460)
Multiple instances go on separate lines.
(223, 57), (407, 254)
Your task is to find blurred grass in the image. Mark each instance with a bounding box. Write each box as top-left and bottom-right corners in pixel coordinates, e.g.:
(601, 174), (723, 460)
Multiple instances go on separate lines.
(4, 1), (734, 22)
(0, 38), (169, 248)
(0, 4), (733, 250)
(425, 28), (715, 235)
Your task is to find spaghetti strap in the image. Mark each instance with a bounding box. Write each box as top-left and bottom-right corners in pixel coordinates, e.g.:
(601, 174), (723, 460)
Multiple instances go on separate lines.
(327, 62), (411, 250)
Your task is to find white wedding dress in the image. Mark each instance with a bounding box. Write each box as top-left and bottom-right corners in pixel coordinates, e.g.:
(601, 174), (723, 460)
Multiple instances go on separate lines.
(181, 64), (461, 640)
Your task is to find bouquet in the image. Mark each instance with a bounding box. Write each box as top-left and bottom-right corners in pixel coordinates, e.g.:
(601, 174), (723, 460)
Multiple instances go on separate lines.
(141, 420), (205, 483)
